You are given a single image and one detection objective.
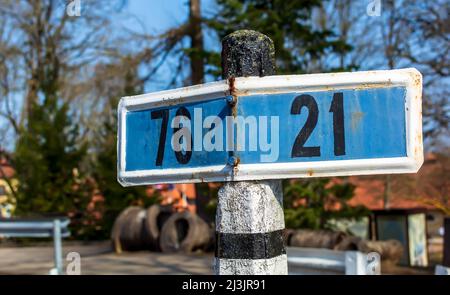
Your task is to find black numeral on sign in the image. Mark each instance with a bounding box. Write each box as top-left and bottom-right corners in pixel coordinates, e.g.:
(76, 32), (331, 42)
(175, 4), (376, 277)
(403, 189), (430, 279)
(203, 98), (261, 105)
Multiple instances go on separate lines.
(291, 92), (346, 158)
(330, 92), (346, 156)
(151, 109), (169, 166)
(151, 107), (193, 166)
(173, 107), (192, 164)
(290, 94), (321, 157)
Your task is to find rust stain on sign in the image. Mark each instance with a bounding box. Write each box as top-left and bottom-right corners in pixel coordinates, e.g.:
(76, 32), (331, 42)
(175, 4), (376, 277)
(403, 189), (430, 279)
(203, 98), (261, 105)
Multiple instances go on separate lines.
(233, 157), (241, 172)
(228, 156), (240, 180)
(228, 76), (239, 117)
(412, 72), (422, 87)
(228, 76), (241, 160)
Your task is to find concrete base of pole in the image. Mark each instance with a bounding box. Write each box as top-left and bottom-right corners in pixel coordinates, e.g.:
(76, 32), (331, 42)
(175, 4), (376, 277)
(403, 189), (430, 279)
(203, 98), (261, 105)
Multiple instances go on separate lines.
(215, 180), (287, 275)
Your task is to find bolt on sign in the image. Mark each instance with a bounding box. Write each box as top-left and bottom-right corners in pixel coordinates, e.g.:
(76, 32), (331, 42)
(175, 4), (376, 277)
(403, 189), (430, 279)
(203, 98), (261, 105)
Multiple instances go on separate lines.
(117, 68), (423, 186)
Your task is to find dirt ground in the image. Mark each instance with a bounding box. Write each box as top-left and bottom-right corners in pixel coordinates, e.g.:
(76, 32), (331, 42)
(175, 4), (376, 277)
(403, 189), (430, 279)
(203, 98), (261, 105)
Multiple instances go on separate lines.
(0, 241), (213, 275)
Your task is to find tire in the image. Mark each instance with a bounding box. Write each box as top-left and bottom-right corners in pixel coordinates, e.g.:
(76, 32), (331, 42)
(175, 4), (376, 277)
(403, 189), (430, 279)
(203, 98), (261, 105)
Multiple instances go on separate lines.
(288, 229), (346, 249)
(334, 236), (362, 251)
(111, 206), (139, 253)
(111, 206), (148, 252)
(357, 239), (403, 262)
(144, 205), (172, 251)
(159, 211), (212, 253)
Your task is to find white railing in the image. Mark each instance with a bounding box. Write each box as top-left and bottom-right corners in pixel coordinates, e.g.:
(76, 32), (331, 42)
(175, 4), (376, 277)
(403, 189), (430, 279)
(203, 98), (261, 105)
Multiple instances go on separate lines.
(0, 218), (70, 275)
(287, 247), (373, 275)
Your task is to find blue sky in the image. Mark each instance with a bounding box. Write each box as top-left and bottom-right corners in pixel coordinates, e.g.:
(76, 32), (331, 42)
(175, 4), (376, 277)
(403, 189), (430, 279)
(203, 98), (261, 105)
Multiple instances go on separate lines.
(121, 0), (217, 39)
(124, 0), (189, 34)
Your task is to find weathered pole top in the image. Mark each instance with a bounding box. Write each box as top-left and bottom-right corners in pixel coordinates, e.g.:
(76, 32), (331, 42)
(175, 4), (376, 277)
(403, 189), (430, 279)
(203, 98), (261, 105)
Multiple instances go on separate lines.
(221, 30), (276, 79)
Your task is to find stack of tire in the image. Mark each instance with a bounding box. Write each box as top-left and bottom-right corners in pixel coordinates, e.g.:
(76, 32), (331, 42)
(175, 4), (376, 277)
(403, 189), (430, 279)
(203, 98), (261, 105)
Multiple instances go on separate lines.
(111, 205), (213, 253)
(285, 229), (404, 263)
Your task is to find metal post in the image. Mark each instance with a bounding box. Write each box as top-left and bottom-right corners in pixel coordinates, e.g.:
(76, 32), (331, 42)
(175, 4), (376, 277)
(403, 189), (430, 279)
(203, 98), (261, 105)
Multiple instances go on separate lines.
(345, 251), (368, 275)
(53, 219), (63, 275)
(443, 217), (450, 267)
(214, 30), (287, 275)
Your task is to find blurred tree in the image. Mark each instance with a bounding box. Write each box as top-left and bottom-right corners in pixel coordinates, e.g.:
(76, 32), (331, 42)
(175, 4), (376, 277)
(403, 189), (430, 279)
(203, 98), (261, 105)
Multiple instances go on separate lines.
(14, 73), (88, 215)
(189, 0), (205, 84)
(136, 0), (207, 87)
(0, 0), (137, 238)
(283, 178), (368, 229)
(319, 0), (449, 208)
(5, 0), (96, 216)
(316, 0), (449, 149)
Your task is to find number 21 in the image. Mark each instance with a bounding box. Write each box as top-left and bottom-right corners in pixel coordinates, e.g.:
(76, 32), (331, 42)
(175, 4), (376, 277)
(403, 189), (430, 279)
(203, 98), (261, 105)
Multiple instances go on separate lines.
(291, 92), (346, 158)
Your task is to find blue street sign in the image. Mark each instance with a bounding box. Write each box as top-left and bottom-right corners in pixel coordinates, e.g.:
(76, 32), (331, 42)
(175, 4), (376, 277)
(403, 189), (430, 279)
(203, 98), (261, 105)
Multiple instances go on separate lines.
(118, 69), (423, 186)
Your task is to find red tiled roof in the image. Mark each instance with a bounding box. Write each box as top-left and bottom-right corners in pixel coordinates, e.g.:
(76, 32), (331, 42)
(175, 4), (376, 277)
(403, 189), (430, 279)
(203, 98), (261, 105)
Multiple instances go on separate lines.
(0, 158), (15, 179)
(347, 153), (449, 210)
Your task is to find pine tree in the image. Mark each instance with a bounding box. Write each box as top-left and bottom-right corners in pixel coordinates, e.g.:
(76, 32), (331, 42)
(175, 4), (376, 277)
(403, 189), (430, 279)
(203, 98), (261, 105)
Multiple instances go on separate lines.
(14, 92), (88, 216)
(284, 179), (368, 229)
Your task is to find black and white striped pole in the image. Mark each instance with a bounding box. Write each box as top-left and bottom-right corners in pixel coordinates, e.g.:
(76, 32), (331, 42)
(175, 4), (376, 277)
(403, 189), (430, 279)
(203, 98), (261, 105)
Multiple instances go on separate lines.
(214, 30), (288, 275)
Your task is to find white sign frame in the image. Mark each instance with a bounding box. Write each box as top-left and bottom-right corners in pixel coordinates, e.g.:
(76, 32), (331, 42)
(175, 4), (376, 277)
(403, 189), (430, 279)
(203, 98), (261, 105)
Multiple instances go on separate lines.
(118, 68), (423, 186)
